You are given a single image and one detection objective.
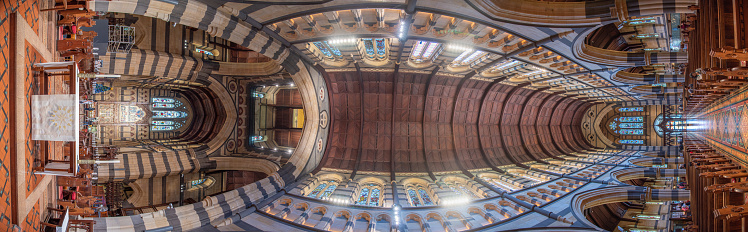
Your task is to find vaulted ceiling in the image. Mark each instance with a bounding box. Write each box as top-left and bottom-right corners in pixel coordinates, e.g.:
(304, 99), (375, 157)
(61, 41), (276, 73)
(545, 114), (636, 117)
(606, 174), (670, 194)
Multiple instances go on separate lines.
(220, 3), (649, 102)
(145, 0), (677, 174)
(215, 2), (669, 175)
(320, 71), (593, 175)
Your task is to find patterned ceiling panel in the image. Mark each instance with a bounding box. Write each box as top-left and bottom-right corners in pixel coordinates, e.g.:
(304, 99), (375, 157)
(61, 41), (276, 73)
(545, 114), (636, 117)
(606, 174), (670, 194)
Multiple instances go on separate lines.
(322, 71), (592, 174)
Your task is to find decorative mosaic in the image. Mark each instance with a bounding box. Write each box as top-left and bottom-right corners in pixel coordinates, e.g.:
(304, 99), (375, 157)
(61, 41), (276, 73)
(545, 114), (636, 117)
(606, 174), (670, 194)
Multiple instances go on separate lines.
(0, 0), (41, 227)
(700, 85), (748, 167)
(25, 41), (44, 197)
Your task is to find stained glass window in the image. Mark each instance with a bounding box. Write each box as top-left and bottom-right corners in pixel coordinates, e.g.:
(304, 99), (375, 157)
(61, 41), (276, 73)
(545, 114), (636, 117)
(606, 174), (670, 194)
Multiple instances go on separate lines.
(93, 83), (111, 94)
(619, 129), (644, 135)
(152, 98), (175, 103)
(120, 105), (145, 123)
(252, 92), (265, 98)
(313, 42), (332, 57)
(611, 116), (645, 135)
(153, 103), (175, 108)
(191, 178), (206, 186)
(453, 50), (472, 64)
(153, 111), (187, 118)
(152, 98), (182, 108)
(375, 39), (386, 55)
(412, 41), (426, 59)
(619, 123), (644, 128)
(314, 41), (342, 57)
(489, 60), (519, 73)
(326, 42), (341, 56)
(453, 50), (486, 66)
(251, 136), (264, 141)
(418, 189), (433, 205)
(651, 83), (667, 87)
(306, 183), (327, 198)
(619, 139), (644, 144)
(152, 121), (174, 125)
(319, 183), (337, 199)
(619, 117), (643, 122)
(363, 39), (375, 56)
(654, 113), (685, 136)
(410, 41), (440, 63)
(195, 48), (215, 56)
(368, 188), (380, 206)
(633, 214), (661, 220)
(151, 126), (175, 131)
(408, 189), (421, 206)
(627, 18), (656, 26)
(633, 33), (659, 39)
(356, 188), (370, 205)
(617, 107), (644, 112)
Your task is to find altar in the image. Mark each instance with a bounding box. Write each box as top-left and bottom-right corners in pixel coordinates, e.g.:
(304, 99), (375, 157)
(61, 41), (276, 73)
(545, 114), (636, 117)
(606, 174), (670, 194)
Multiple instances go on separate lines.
(31, 61), (81, 176)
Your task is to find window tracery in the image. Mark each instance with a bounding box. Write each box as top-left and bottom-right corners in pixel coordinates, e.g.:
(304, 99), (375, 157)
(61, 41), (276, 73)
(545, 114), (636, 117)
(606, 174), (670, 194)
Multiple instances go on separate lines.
(609, 116), (645, 135)
(148, 98), (188, 132)
(405, 185), (434, 207)
(151, 126), (175, 131)
(407, 189), (421, 206)
(153, 111), (188, 118)
(152, 98), (175, 103)
(355, 183), (382, 206)
(186, 176), (215, 191)
(410, 41), (440, 63)
(452, 50), (486, 67)
(654, 113), (684, 136)
(306, 180), (338, 199)
(152, 100), (183, 108)
(313, 41), (342, 57)
(618, 139), (644, 144)
(191, 179), (206, 186)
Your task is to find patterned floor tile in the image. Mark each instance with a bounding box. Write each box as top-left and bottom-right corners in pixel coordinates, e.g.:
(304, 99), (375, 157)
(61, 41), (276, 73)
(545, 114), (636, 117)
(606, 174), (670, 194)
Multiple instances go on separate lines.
(0, 0), (42, 229)
(24, 41), (44, 198)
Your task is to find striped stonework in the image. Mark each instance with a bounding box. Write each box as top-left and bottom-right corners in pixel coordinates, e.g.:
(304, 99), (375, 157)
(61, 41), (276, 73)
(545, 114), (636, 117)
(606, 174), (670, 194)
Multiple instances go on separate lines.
(87, 0), (290, 63)
(91, 163), (296, 231)
(96, 149), (205, 182)
(612, 71), (685, 85)
(101, 49), (201, 81)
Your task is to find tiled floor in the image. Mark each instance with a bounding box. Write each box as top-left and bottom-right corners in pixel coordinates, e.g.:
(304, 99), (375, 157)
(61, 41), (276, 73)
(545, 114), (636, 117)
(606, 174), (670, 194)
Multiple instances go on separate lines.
(1, 0), (41, 230)
(1, 0), (57, 230)
(700, 86), (748, 166)
(24, 41), (45, 198)
(20, 202), (38, 232)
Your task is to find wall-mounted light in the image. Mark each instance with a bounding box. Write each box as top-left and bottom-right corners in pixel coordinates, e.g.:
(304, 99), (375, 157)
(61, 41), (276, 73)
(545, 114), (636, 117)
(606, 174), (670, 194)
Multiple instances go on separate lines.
(398, 20), (407, 39)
